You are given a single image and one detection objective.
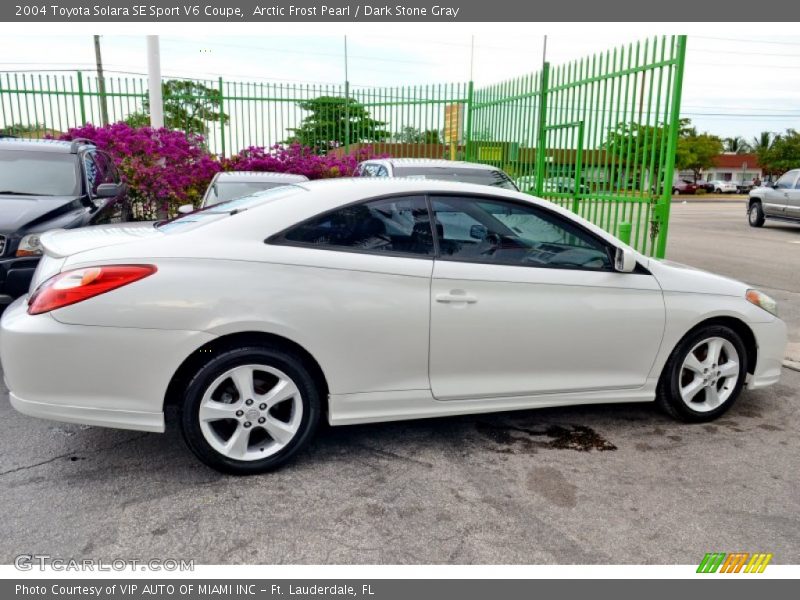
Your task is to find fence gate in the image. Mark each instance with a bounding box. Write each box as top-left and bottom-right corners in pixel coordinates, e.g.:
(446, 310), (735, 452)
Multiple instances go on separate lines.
(469, 35), (687, 258)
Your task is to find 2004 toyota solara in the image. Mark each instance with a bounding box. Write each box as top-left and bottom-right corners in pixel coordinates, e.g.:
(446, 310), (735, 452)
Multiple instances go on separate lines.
(0, 178), (787, 474)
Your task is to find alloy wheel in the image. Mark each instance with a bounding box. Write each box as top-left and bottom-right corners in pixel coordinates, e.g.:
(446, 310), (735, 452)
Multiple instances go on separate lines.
(198, 364), (303, 461)
(678, 337), (740, 413)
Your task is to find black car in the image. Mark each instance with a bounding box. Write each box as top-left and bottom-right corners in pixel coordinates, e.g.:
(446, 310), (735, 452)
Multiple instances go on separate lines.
(0, 138), (129, 303)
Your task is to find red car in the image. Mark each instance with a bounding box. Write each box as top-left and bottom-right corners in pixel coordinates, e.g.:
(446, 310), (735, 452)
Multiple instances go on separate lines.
(672, 180), (698, 195)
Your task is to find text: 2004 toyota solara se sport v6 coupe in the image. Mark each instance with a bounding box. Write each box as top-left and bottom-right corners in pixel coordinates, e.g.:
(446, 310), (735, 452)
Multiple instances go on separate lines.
(0, 179), (787, 474)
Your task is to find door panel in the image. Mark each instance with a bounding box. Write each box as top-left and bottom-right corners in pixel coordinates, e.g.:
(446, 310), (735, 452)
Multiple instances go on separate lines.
(429, 261), (665, 400)
(763, 171), (797, 216)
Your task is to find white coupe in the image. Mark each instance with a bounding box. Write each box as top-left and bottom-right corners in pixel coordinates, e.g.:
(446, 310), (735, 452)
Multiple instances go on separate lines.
(0, 179), (787, 473)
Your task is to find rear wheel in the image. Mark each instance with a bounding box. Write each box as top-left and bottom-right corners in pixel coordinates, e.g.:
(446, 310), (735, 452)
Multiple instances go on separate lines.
(657, 325), (747, 422)
(180, 346), (320, 474)
(748, 201), (765, 227)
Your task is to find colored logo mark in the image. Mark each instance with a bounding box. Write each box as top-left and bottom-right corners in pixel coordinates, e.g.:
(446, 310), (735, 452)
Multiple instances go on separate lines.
(697, 552), (773, 573)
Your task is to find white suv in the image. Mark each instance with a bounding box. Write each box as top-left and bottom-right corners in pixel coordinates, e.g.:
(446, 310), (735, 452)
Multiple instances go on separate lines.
(357, 158), (519, 191)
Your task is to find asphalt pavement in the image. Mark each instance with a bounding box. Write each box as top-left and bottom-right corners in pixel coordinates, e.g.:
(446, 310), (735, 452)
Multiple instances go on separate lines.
(1, 202), (798, 565)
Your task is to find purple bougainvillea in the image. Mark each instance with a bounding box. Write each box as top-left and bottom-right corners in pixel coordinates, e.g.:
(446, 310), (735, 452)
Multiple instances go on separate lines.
(55, 123), (384, 218)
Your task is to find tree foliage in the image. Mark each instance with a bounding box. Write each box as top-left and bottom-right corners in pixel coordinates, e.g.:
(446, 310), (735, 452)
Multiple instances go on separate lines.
(675, 121), (723, 181)
(394, 126), (442, 144)
(758, 129), (800, 176)
(126, 80), (228, 137)
(723, 136), (750, 154)
(285, 96), (390, 153)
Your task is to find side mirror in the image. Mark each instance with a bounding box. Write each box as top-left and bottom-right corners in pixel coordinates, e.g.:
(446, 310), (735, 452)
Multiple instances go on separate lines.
(470, 224), (488, 240)
(614, 247), (637, 273)
(95, 182), (125, 198)
(177, 204), (194, 215)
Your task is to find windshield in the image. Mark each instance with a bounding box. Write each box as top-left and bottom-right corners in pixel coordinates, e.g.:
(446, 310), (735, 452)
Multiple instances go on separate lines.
(393, 166), (518, 190)
(158, 184), (306, 232)
(0, 149), (80, 196)
(205, 181), (288, 206)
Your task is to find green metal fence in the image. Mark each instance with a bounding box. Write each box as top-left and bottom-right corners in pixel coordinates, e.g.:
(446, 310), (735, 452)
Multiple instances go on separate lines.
(0, 35), (686, 256)
(469, 35), (687, 257)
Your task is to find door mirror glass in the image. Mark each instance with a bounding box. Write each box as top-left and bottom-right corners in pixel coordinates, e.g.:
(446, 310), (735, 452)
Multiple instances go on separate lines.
(469, 224), (488, 240)
(614, 247), (637, 273)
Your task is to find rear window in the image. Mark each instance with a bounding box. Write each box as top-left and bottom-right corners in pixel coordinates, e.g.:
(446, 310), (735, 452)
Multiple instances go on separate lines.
(393, 166), (518, 190)
(0, 149), (80, 196)
(158, 185), (306, 232)
(205, 181), (289, 206)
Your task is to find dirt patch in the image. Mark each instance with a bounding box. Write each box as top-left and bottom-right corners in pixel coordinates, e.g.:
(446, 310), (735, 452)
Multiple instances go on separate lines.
(475, 422), (617, 453)
(527, 466), (578, 508)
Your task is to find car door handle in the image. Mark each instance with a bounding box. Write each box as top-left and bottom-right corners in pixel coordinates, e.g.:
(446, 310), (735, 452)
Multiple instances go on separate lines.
(436, 291), (478, 304)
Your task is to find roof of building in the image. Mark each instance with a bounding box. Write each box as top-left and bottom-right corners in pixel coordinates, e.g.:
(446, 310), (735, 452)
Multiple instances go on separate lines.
(711, 153), (760, 169)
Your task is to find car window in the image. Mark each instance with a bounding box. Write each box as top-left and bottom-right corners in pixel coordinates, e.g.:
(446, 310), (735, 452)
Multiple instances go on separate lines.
(360, 163), (382, 177)
(393, 166), (518, 190)
(84, 151), (115, 195)
(430, 195), (612, 271)
(0, 149), (79, 196)
(280, 195), (434, 257)
(206, 181), (286, 205)
(775, 171), (798, 190)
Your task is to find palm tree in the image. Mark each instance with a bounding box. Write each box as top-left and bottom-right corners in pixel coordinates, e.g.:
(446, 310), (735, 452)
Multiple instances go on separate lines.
(724, 136), (750, 154)
(750, 131), (774, 155)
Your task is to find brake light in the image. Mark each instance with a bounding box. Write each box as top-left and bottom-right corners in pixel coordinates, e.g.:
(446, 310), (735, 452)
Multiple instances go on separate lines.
(27, 265), (157, 315)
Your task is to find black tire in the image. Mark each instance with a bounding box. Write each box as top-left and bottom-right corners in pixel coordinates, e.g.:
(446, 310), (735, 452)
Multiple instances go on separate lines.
(673, 188), (680, 195)
(180, 346), (321, 474)
(748, 201), (765, 227)
(656, 325), (748, 423)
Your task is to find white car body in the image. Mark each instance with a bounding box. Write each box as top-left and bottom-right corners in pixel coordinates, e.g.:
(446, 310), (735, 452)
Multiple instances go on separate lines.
(0, 179), (787, 438)
(709, 180), (738, 194)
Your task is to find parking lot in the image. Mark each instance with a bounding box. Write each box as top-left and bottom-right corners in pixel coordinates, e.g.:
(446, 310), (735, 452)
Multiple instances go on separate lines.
(0, 201), (798, 565)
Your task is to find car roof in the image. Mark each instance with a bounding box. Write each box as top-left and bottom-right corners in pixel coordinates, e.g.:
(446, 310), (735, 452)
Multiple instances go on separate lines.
(364, 158), (502, 171)
(0, 137), (93, 153)
(214, 171), (309, 183)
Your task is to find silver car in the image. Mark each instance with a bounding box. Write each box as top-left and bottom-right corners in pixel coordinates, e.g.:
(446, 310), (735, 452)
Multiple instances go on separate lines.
(748, 169), (800, 227)
(357, 158), (519, 190)
(179, 171), (309, 214)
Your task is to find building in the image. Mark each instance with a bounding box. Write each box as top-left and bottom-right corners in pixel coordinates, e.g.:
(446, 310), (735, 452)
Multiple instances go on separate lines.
(686, 153), (763, 184)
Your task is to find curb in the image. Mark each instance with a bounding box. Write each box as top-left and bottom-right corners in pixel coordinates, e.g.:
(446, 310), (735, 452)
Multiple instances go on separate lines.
(782, 359), (800, 373)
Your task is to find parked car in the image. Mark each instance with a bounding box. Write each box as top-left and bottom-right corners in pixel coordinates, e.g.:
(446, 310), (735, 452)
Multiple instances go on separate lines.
(178, 171), (309, 214)
(358, 158), (519, 190)
(514, 175), (589, 195)
(0, 179), (786, 474)
(0, 137), (129, 304)
(694, 179), (715, 193)
(747, 169), (800, 227)
(672, 180), (699, 195)
(709, 180), (739, 194)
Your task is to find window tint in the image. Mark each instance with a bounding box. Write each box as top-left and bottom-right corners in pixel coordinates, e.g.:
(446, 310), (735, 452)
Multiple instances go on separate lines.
(360, 163), (382, 177)
(84, 151), (115, 194)
(430, 195), (612, 270)
(0, 149), (79, 196)
(282, 195), (434, 256)
(775, 171), (798, 190)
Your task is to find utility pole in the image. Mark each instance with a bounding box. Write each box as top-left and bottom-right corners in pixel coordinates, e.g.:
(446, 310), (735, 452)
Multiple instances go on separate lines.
(93, 35), (109, 126)
(146, 35), (164, 128)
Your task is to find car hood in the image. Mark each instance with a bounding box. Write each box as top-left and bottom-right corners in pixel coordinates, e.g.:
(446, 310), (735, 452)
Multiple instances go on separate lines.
(648, 259), (749, 297)
(0, 195), (84, 233)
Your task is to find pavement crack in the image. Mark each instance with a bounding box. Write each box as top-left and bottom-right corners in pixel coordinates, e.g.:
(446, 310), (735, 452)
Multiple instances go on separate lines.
(0, 432), (150, 478)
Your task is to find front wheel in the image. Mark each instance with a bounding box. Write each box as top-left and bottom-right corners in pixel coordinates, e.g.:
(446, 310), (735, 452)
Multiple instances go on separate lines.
(180, 346), (321, 474)
(657, 325), (747, 422)
(748, 201), (765, 227)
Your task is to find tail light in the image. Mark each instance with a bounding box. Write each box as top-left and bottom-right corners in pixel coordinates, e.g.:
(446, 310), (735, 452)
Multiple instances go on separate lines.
(28, 265), (157, 315)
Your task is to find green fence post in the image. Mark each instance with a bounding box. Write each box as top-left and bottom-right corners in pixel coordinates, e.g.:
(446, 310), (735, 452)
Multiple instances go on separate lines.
(618, 221), (632, 245)
(344, 80), (350, 154)
(534, 62), (550, 197)
(464, 80), (474, 161)
(76, 71), (87, 125)
(218, 76), (226, 157)
(572, 121), (585, 214)
(655, 35), (687, 259)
